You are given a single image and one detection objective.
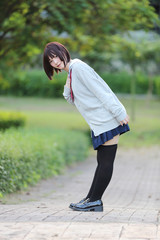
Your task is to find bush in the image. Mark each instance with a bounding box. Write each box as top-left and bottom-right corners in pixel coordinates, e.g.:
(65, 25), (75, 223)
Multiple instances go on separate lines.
(0, 68), (160, 97)
(101, 71), (131, 93)
(0, 112), (26, 130)
(154, 76), (160, 96)
(0, 69), (67, 97)
(135, 71), (149, 94)
(0, 127), (90, 197)
(101, 71), (151, 94)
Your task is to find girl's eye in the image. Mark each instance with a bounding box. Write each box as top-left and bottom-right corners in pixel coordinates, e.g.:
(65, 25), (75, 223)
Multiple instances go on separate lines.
(49, 55), (57, 63)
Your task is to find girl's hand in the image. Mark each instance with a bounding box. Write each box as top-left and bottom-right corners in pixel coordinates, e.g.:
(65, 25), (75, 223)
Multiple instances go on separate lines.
(65, 75), (70, 88)
(120, 114), (130, 126)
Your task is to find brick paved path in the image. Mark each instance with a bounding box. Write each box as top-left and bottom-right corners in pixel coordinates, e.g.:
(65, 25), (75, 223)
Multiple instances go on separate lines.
(0, 146), (160, 240)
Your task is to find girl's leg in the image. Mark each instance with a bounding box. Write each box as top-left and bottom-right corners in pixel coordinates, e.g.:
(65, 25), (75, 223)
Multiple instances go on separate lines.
(85, 161), (99, 199)
(89, 143), (118, 201)
(85, 134), (119, 200)
(102, 134), (119, 145)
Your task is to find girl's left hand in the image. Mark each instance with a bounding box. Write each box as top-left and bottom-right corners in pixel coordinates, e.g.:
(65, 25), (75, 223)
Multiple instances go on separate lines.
(120, 114), (130, 126)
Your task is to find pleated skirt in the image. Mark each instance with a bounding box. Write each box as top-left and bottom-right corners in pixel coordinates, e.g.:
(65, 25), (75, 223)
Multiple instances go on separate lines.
(91, 124), (130, 150)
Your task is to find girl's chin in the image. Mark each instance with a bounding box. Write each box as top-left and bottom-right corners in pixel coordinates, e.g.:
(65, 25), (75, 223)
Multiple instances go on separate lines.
(58, 63), (64, 69)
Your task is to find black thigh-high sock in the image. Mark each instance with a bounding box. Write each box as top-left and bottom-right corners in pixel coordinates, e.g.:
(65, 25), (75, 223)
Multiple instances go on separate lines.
(85, 146), (103, 199)
(89, 144), (118, 202)
(85, 163), (100, 199)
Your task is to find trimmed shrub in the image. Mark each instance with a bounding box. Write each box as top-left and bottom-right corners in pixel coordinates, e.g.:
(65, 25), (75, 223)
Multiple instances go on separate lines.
(0, 127), (90, 197)
(100, 71), (131, 93)
(101, 71), (160, 96)
(154, 76), (160, 97)
(0, 68), (160, 97)
(0, 112), (26, 130)
(135, 71), (149, 94)
(0, 69), (67, 97)
(101, 71), (151, 94)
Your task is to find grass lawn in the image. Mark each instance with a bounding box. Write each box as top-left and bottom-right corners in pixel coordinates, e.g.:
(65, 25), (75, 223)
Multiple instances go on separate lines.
(0, 95), (159, 148)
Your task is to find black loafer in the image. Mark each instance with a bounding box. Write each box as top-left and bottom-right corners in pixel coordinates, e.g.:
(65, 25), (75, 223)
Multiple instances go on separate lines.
(69, 198), (88, 208)
(71, 199), (103, 212)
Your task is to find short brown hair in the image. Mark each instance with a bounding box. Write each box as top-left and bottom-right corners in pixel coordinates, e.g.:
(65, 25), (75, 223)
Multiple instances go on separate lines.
(43, 42), (71, 80)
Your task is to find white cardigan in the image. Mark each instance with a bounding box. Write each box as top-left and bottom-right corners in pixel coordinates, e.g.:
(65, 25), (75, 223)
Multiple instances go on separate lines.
(63, 59), (127, 136)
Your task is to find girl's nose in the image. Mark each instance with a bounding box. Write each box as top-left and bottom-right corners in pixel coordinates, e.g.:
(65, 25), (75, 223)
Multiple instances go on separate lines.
(53, 57), (58, 64)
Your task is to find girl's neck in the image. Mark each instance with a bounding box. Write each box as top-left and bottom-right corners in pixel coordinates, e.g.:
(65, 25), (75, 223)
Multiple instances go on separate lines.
(64, 59), (72, 73)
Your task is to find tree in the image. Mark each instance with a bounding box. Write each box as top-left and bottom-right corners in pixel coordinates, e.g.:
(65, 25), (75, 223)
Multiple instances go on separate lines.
(71, 0), (159, 69)
(110, 32), (160, 121)
(0, 0), (87, 65)
(0, 0), (159, 68)
(138, 38), (160, 105)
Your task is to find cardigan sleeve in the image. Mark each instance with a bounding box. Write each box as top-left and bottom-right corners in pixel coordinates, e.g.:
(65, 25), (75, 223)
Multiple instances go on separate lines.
(63, 85), (75, 105)
(74, 65), (127, 122)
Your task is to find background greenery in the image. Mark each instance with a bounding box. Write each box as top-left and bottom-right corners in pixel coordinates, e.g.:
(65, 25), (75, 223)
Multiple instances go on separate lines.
(0, 0), (160, 197)
(1, 0), (159, 67)
(0, 111), (26, 130)
(0, 96), (159, 149)
(0, 126), (89, 197)
(0, 0), (160, 119)
(0, 69), (160, 97)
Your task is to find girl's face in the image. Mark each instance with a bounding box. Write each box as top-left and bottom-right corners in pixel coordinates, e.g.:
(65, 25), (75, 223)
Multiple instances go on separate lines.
(48, 55), (64, 70)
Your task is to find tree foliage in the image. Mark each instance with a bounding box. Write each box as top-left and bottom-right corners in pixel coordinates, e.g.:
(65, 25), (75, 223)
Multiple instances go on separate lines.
(72, 0), (159, 68)
(0, 0), (159, 68)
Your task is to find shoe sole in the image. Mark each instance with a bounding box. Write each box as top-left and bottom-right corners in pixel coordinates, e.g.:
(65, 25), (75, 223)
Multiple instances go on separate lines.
(71, 205), (103, 212)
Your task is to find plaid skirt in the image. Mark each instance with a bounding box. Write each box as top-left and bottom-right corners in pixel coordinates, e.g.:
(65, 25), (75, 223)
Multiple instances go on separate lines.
(91, 124), (130, 150)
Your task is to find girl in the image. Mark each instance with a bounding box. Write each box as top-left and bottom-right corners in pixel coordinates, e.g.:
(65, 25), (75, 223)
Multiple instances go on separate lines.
(43, 42), (130, 212)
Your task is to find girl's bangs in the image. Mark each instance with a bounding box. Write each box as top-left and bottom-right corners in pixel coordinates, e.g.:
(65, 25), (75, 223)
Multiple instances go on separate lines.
(47, 50), (56, 61)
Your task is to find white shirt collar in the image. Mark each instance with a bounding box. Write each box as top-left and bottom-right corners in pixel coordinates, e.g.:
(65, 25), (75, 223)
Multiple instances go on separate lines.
(69, 58), (81, 74)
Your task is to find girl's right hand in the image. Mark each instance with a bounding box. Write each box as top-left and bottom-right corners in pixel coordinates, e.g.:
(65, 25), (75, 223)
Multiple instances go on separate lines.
(120, 114), (130, 126)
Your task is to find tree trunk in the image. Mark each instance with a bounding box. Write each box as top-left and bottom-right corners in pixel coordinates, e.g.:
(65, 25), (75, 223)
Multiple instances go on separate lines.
(146, 74), (153, 108)
(130, 65), (136, 121)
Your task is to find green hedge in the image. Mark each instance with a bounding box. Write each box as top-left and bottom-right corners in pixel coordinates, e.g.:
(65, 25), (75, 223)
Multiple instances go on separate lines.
(0, 127), (90, 197)
(100, 71), (158, 95)
(0, 69), (67, 97)
(154, 76), (160, 96)
(0, 112), (26, 130)
(0, 69), (160, 97)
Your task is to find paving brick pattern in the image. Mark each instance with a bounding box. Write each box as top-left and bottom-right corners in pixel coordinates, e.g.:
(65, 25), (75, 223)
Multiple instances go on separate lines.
(0, 146), (160, 240)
